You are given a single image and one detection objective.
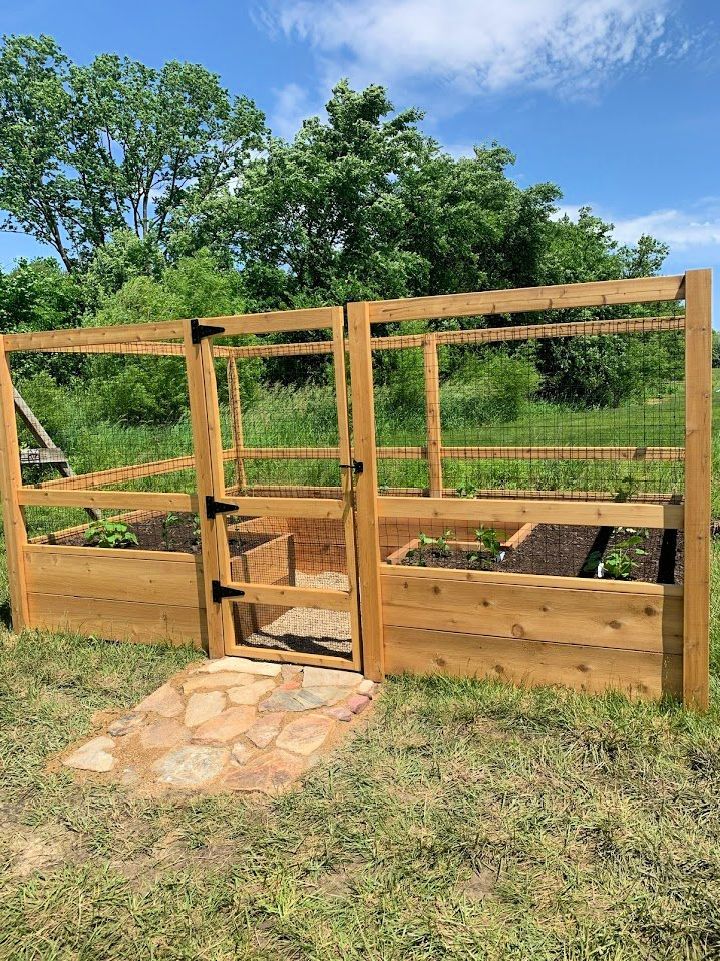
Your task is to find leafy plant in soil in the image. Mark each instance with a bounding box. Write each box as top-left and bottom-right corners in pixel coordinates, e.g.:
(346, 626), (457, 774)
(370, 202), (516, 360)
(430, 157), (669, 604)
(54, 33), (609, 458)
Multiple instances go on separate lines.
(468, 526), (505, 569)
(84, 520), (139, 549)
(161, 512), (181, 549)
(412, 529), (454, 566)
(584, 527), (649, 580)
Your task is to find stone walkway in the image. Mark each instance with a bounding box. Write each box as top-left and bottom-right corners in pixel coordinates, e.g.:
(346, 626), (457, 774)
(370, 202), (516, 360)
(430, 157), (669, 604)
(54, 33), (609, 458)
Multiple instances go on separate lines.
(61, 658), (377, 795)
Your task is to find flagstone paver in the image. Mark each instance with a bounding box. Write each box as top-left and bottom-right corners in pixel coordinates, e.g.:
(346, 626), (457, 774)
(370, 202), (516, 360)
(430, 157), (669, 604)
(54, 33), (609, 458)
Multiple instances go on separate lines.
(136, 684), (184, 717)
(59, 661), (379, 795)
(153, 745), (229, 787)
(183, 672), (256, 693)
(246, 712), (285, 748)
(185, 690), (226, 727)
(224, 750), (306, 794)
(139, 718), (191, 751)
(275, 715), (334, 755)
(227, 678), (276, 705)
(192, 705), (257, 743)
(63, 736), (116, 772)
(302, 667), (363, 688)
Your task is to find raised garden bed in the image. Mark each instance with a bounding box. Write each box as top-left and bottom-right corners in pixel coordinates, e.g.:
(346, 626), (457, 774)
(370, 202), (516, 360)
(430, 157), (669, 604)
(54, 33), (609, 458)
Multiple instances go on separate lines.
(396, 523), (683, 584)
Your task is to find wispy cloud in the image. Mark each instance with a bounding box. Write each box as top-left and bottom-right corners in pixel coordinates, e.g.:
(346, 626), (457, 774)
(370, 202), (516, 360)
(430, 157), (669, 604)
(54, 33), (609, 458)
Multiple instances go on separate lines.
(269, 82), (321, 139)
(263, 0), (685, 101)
(556, 201), (720, 252)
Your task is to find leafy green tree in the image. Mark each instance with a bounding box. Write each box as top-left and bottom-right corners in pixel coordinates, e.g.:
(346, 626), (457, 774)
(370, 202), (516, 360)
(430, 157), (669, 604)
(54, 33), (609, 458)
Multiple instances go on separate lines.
(0, 35), (267, 271)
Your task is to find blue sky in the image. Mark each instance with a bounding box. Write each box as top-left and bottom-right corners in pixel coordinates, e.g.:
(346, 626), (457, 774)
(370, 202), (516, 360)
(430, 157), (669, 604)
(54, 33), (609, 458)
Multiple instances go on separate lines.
(1, 0), (718, 315)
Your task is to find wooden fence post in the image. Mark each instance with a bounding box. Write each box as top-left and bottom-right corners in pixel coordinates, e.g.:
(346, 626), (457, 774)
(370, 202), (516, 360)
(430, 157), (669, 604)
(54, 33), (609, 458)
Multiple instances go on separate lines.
(347, 302), (384, 680)
(184, 326), (226, 658)
(227, 358), (247, 491)
(683, 268), (712, 709)
(0, 336), (29, 630)
(424, 334), (443, 497)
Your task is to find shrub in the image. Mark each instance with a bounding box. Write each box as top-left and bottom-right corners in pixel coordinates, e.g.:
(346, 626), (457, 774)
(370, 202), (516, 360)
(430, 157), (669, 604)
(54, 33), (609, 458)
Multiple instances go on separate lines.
(442, 347), (542, 426)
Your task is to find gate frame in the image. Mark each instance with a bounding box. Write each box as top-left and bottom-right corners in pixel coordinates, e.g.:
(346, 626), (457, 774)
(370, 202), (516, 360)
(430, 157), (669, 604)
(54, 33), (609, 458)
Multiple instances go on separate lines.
(188, 306), (364, 673)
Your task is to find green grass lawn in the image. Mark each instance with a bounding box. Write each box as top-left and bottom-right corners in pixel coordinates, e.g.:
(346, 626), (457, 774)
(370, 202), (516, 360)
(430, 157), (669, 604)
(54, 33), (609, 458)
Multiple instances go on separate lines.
(2, 374), (720, 958)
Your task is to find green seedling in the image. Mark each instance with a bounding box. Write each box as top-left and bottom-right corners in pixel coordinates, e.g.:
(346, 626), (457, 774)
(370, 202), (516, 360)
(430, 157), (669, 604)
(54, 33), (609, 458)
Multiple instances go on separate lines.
(161, 512), (181, 549)
(468, 526), (505, 568)
(414, 529), (454, 566)
(84, 520), (138, 549)
(584, 527), (649, 580)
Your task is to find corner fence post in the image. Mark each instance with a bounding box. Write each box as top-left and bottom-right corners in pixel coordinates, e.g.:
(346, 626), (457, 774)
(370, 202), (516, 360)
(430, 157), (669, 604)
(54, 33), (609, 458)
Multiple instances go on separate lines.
(347, 302), (385, 681)
(0, 335), (29, 630)
(683, 268), (712, 709)
(184, 322), (226, 658)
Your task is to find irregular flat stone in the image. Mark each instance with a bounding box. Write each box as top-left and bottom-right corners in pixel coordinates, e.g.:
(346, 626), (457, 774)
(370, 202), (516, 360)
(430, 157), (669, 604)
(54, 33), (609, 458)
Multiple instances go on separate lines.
(346, 694), (370, 715)
(185, 691), (226, 728)
(153, 745), (229, 787)
(139, 718), (191, 751)
(63, 736), (115, 772)
(259, 688), (326, 713)
(323, 705), (354, 722)
(136, 684), (184, 718)
(203, 657), (281, 677)
(281, 664), (303, 680)
(231, 742), (256, 766)
(108, 712), (146, 736)
(275, 715), (334, 756)
(357, 679), (377, 697)
(245, 712), (284, 749)
(302, 667), (363, 689)
(183, 672), (256, 693)
(224, 749), (305, 794)
(277, 674), (302, 691)
(227, 679), (276, 705)
(192, 705), (256, 743)
(303, 686), (348, 706)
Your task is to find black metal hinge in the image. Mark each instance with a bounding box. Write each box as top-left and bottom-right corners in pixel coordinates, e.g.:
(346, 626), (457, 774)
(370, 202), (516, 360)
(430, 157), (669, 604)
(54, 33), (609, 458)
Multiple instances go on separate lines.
(339, 459), (364, 474)
(205, 495), (239, 520)
(191, 317), (226, 343)
(211, 580), (245, 603)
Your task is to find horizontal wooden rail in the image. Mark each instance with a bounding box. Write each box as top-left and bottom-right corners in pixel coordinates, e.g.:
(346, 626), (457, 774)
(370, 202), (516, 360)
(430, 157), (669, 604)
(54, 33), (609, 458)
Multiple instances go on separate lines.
(377, 495), (684, 529)
(371, 315), (685, 350)
(380, 561), (684, 596)
(4, 320), (187, 352)
(218, 495), (345, 519)
(17, 488), (198, 512)
(442, 446), (684, 461)
(224, 581), (351, 612)
(212, 307), (335, 336)
(367, 276), (685, 323)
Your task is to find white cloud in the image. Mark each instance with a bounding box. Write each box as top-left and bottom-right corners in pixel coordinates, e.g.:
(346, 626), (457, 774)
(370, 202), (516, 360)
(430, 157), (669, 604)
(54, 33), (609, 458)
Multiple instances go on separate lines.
(556, 201), (720, 252)
(270, 82), (321, 140)
(264, 0), (680, 99)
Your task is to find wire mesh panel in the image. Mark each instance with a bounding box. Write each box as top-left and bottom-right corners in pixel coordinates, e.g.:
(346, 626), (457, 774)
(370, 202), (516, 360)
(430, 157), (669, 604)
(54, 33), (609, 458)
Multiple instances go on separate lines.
(204, 312), (360, 668)
(371, 310), (686, 586)
(9, 339), (199, 546)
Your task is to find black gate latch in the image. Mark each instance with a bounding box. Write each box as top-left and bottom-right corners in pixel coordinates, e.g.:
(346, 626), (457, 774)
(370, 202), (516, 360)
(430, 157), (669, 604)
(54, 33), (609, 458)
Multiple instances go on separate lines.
(211, 580), (246, 603)
(339, 459), (364, 474)
(190, 317), (227, 343)
(205, 495), (239, 520)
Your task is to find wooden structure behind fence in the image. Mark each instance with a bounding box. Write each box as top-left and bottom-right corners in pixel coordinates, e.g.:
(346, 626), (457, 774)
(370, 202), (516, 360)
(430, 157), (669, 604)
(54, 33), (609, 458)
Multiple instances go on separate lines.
(0, 271), (711, 707)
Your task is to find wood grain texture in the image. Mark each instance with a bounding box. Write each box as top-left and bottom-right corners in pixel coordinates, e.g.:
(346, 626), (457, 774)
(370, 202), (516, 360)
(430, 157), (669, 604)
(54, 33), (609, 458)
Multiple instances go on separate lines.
(381, 574), (682, 654)
(383, 626), (681, 700)
(348, 301), (385, 680)
(366, 275), (685, 323)
(28, 592), (206, 648)
(5, 319), (186, 351)
(17, 488), (197, 512)
(377, 496), (684, 530)
(423, 334), (443, 497)
(0, 336), (29, 628)
(683, 269), (712, 709)
(24, 546), (205, 608)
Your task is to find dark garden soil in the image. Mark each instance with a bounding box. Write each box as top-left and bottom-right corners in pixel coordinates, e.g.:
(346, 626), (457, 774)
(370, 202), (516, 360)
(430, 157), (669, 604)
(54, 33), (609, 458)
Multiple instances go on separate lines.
(55, 513), (272, 558)
(401, 524), (684, 584)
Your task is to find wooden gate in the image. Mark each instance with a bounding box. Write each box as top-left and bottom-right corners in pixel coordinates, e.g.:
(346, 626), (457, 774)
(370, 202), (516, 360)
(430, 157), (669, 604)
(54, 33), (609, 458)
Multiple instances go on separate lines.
(186, 306), (363, 672)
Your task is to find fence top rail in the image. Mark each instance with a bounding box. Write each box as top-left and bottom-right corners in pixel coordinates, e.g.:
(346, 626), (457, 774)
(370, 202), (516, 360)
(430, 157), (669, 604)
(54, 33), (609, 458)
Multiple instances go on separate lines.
(365, 275), (686, 324)
(2, 306), (337, 353)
